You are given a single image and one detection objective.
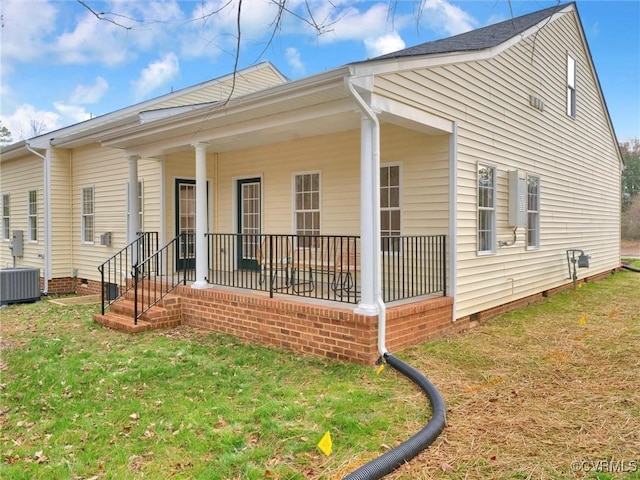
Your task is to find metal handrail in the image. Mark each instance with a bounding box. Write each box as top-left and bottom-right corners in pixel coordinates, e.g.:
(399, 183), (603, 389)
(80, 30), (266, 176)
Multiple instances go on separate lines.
(206, 233), (447, 304)
(98, 232), (158, 315)
(132, 232), (194, 324)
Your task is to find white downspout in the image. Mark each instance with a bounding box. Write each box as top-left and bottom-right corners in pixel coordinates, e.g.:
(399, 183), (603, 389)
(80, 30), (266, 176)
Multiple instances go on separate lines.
(344, 76), (388, 357)
(26, 143), (51, 295)
(448, 123), (458, 321)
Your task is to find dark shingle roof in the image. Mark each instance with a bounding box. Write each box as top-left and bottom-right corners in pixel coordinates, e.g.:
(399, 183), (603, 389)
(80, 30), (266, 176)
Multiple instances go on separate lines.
(371, 2), (572, 61)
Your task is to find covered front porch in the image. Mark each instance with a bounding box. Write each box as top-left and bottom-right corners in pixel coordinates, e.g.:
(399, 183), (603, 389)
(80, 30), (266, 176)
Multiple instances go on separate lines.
(95, 68), (459, 362)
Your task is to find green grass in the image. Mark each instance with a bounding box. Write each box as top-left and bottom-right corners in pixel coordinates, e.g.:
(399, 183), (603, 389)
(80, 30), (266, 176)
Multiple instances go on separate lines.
(1, 302), (422, 479)
(1, 267), (639, 479)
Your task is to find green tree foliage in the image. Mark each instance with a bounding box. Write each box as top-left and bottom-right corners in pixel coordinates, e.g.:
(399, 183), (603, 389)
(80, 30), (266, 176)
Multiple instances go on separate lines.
(0, 121), (12, 146)
(621, 138), (640, 240)
(621, 138), (640, 209)
(622, 194), (640, 240)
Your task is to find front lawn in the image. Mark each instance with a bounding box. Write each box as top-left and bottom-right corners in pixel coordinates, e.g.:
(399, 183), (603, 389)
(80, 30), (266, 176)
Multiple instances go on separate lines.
(1, 266), (639, 479)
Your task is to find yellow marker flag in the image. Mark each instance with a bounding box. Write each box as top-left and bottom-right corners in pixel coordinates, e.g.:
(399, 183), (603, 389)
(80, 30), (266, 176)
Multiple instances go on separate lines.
(579, 315), (586, 326)
(376, 363), (386, 376)
(318, 431), (332, 456)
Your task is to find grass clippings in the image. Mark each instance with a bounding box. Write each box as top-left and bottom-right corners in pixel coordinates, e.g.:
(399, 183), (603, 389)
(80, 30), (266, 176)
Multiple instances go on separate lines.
(1, 266), (639, 479)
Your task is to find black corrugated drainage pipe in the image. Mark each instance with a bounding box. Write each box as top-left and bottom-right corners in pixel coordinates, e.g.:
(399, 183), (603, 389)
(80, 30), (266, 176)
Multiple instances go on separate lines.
(342, 353), (447, 480)
(621, 263), (640, 272)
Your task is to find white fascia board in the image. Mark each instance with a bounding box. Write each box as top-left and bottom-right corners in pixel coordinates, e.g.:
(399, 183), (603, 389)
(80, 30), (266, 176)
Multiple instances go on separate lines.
(0, 141), (30, 162)
(371, 94), (453, 134)
(50, 116), (140, 148)
(139, 104), (213, 123)
(98, 68), (351, 146)
(105, 98), (356, 156)
(351, 5), (574, 78)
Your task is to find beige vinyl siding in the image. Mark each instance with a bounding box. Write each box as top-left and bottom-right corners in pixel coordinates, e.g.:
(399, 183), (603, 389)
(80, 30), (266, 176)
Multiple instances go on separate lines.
(153, 65), (287, 109)
(71, 145), (127, 280)
(49, 148), (73, 278)
(163, 125), (448, 243)
(375, 11), (620, 318)
(137, 158), (162, 236)
(70, 146), (162, 282)
(0, 154), (44, 271)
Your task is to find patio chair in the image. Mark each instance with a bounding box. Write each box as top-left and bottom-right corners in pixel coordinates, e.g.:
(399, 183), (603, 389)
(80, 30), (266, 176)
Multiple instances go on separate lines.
(256, 236), (293, 291)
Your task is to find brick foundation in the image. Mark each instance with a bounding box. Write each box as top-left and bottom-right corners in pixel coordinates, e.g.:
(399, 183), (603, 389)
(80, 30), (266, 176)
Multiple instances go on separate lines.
(95, 268), (620, 364)
(44, 277), (77, 294)
(176, 286), (455, 364)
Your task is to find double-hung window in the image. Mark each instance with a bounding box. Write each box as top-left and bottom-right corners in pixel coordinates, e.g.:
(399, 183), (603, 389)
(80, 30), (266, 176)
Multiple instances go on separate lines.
(380, 164), (401, 253)
(28, 190), (37, 242)
(82, 186), (95, 243)
(294, 172), (320, 247)
(2, 194), (9, 241)
(526, 175), (540, 249)
(477, 164), (496, 254)
(567, 54), (576, 118)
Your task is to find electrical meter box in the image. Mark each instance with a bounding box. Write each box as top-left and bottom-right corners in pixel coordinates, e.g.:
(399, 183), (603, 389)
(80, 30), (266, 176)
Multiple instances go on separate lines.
(508, 170), (527, 228)
(10, 230), (24, 257)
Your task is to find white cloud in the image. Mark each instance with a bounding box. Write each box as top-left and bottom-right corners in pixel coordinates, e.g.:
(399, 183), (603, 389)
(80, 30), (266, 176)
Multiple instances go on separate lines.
(70, 77), (109, 104)
(131, 53), (180, 101)
(54, 11), (131, 66)
(314, 3), (401, 43)
(53, 102), (92, 124)
(0, 104), (62, 142)
(285, 47), (305, 75)
(419, 0), (477, 36)
(364, 32), (406, 58)
(0, 0), (58, 61)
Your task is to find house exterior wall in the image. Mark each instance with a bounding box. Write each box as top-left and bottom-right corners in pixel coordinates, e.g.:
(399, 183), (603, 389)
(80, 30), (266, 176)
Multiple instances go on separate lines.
(374, 11), (621, 319)
(69, 145), (162, 283)
(162, 125), (449, 243)
(49, 147), (73, 279)
(0, 152), (45, 272)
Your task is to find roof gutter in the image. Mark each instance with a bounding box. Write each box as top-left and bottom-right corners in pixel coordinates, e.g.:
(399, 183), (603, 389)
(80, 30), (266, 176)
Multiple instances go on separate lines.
(344, 75), (387, 358)
(25, 143), (51, 295)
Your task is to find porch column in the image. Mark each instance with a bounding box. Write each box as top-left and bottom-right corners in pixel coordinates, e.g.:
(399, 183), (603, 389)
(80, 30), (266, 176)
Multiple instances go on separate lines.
(192, 142), (209, 288)
(355, 116), (377, 315)
(127, 155), (140, 266)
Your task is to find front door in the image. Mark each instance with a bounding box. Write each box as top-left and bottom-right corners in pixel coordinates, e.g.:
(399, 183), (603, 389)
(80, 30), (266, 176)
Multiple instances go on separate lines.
(236, 178), (261, 270)
(175, 179), (197, 270)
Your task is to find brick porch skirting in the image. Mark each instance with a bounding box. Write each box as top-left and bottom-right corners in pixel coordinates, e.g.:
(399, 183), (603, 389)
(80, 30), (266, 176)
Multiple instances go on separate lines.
(176, 286), (455, 365)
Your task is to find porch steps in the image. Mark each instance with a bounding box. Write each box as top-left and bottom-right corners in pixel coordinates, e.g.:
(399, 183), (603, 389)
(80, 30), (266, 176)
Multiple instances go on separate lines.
(93, 285), (183, 334)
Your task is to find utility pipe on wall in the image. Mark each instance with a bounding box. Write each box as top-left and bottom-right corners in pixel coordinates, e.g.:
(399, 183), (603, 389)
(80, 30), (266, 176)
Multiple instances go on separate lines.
(344, 75), (387, 357)
(26, 143), (51, 295)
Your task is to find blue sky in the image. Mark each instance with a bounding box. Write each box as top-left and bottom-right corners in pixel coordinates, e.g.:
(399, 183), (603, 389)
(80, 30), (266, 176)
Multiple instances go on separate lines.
(1, 0), (638, 143)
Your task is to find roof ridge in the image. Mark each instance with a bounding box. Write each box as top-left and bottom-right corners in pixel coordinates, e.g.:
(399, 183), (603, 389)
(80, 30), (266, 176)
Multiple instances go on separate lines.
(367, 2), (573, 61)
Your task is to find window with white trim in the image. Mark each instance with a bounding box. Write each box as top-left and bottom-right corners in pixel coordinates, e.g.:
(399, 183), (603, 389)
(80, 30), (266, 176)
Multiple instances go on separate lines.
(294, 172), (320, 246)
(477, 164), (496, 254)
(2, 194), (9, 241)
(28, 190), (37, 241)
(526, 174), (540, 249)
(380, 164), (401, 253)
(82, 186), (94, 243)
(567, 54), (576, 118)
